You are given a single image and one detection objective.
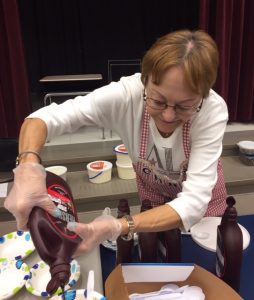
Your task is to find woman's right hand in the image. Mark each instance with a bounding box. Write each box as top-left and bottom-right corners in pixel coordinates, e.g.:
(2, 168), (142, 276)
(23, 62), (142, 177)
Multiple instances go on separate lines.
(67, 213), (123, 256)
(4, 162), (57, 231)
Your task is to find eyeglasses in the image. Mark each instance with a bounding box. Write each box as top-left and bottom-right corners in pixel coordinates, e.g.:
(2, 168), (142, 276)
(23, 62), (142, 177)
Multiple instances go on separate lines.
(143, 92), (203, 115)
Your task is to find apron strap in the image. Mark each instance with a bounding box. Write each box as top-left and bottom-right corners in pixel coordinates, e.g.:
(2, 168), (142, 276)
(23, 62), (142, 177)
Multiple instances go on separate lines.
(182, 120), (191, 159)
(139, 107), (150, 159)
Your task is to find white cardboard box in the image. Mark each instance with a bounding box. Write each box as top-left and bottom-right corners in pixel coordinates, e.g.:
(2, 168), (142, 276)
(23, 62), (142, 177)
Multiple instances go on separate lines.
(105, 263), (243, 300)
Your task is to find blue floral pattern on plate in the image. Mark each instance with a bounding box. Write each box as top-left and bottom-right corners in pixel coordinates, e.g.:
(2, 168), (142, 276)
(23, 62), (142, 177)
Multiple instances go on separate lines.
(0, 259), (30, 299)
(25, 259), (81, 297)
(0, 231), (35, 260)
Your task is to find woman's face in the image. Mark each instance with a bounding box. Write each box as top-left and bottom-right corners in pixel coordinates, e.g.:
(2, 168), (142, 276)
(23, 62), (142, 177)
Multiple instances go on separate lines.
(145, 67), (202, 136)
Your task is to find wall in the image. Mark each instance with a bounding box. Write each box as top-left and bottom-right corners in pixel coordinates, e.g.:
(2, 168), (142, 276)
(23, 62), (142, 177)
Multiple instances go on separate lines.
(18, 0), (199, 95)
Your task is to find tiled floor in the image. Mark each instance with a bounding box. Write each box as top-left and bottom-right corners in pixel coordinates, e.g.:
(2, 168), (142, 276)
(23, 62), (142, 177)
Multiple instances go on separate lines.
(45, 122), (254, 146)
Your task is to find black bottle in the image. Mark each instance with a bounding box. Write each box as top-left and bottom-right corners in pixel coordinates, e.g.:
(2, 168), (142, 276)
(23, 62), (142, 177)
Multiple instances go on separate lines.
(28, 171), (81, 295)
(215, 196), (243, 292)
(116, 199), (134, 264)
(138, 199), (158, 262)
(158, 228), (182, 263)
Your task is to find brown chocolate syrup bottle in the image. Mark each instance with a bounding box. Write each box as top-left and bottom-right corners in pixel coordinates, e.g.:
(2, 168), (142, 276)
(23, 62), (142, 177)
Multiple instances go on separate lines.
(116, 199), (134, 264)
(215, 196), (243, 292)
(138, 199), (158, 262)
(162, 227), (182, 262)
(28, 171), (81, 296)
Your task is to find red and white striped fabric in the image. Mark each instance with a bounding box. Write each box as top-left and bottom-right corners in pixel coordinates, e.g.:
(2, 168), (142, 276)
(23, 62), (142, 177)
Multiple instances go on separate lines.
(133, 108), (227, 216)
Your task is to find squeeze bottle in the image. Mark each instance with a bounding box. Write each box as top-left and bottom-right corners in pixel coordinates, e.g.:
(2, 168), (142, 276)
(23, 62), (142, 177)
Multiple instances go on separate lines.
(138, 199), (158, 262)
(216, 196), (243, 292)
(28, 171), (81, 295)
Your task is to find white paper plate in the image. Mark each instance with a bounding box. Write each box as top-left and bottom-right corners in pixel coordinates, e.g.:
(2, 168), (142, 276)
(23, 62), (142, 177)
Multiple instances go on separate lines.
(0, 259), (30, 299)
(237, 140), (254, 151)
(25, 259), (80, 297)
(190, 217), (250, 252)
(0, 231), (35, 260)
(49, 289), (106, 300)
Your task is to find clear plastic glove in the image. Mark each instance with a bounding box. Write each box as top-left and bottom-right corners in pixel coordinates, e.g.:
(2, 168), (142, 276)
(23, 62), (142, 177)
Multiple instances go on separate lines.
(67, 210), (122, 256)
(4, 162), (57, 231)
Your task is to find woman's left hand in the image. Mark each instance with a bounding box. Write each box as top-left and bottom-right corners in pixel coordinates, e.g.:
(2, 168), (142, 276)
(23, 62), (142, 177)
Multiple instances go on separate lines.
(67, 214), (122, 256)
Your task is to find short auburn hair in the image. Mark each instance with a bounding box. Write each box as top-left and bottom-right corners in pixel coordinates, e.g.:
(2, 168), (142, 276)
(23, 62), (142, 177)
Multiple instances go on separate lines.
(141, 30), (219, 98)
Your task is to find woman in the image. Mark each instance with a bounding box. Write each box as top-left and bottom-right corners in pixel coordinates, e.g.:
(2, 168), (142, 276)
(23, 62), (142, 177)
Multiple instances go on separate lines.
(4, 29), (228, 255)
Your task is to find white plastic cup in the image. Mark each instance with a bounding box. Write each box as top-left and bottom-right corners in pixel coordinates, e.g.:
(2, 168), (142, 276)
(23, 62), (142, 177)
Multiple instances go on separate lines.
(116, 161), (136, 180)
(114, 144), (132, 165)
(87, 160), (113, 184)
(45, 166), (68, 181)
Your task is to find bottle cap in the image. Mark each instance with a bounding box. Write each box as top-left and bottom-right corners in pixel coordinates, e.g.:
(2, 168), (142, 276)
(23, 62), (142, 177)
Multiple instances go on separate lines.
(224, 196), (237, 221)
(118, 199), (130, 214)
(46, 262), (71, 295)
(226, 196), (236, 207)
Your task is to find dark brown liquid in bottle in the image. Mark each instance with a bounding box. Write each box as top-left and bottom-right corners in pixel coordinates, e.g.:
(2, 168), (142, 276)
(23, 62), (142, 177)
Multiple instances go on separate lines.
(116, 199), (134, 264)
(138, 199), (158, 262)
(28, 171), (81, 296)
(160, 228), (182, 262)
(216, 196), (243, 292)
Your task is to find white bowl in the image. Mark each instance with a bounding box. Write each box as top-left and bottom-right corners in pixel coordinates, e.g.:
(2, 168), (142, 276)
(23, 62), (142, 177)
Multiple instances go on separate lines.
(0, 259), (30, 299)
(0, 231), (35, 260)
(190, 217), (250, 252)
(116, 161), (136, 180)
(87, 160), (112, 184)
(45, 166), (68, 181)
(49, 289), (105, 300)
(25, 259), (80, 297)
(114, 144), (132, 165)
(237, 140), (254, 155)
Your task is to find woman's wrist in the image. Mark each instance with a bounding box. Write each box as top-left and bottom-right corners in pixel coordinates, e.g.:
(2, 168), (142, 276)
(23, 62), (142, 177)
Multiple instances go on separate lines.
(119, 215), (135, 241)
(119, 218), (130, 235)
(16, 151), (42, 166)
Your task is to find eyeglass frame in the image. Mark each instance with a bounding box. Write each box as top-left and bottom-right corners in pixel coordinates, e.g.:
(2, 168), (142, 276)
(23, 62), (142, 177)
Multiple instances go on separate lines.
(143, 90), (203, 115)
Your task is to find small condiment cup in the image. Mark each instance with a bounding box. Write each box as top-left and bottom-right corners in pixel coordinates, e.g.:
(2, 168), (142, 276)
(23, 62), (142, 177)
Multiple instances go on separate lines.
(45, 166), (68, 181)
(87, 160), (112, 184)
